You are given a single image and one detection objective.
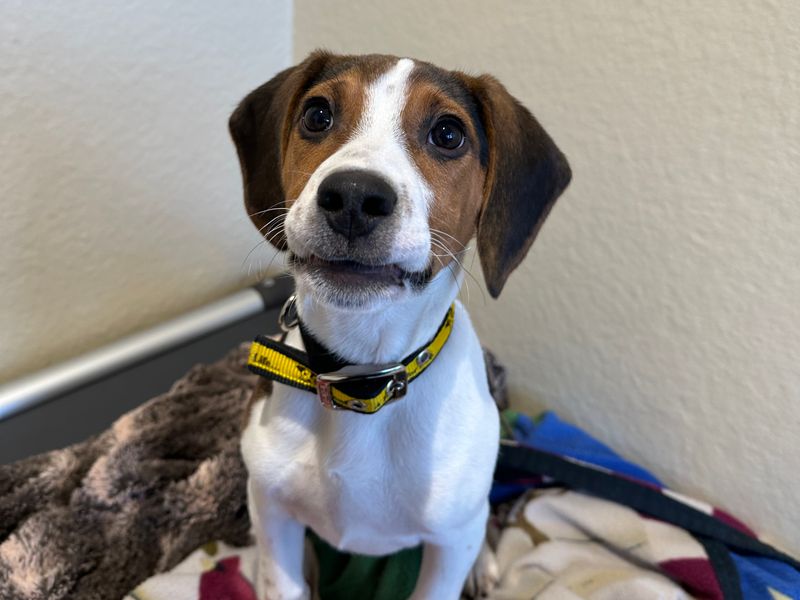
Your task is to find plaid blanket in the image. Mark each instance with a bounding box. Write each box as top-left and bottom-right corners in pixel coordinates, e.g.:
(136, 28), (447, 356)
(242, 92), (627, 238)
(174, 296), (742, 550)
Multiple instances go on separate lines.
(492, 411), (800, 599)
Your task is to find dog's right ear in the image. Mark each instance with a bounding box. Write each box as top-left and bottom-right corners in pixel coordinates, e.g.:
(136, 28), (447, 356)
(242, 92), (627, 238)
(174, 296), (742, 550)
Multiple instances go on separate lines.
(463, 75), (572, 298)
(229, 51), (331, 248)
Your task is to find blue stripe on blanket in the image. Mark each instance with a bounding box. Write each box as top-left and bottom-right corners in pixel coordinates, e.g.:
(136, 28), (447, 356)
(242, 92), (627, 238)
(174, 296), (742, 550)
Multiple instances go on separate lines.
(733, 553), (800, 598)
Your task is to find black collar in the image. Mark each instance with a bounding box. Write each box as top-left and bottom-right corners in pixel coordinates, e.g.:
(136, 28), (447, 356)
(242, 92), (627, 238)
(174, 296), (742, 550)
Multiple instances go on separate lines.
(298, 321), (355, 374)
(247, 296), (456, 414)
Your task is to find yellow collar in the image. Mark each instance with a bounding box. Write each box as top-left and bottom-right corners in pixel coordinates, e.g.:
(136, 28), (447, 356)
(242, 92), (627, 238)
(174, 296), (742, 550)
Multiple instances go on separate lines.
(247, 303), (455, 414)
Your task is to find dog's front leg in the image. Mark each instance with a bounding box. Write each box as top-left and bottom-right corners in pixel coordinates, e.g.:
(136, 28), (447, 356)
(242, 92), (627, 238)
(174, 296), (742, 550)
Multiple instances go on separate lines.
(409, 508), (488, 600)
(249, 483), (309, 600)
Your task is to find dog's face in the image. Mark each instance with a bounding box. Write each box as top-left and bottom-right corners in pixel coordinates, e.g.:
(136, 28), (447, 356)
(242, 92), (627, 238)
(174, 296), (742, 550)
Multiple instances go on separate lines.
(230, 52), (571, 308)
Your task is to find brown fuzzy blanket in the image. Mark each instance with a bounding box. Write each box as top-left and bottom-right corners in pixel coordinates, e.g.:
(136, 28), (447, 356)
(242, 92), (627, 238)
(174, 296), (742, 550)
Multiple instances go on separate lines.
(0, 344), (507, 600)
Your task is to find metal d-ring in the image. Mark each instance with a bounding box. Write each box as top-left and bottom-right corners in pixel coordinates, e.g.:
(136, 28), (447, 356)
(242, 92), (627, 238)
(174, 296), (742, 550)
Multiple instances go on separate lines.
(278, 294), (299, 332)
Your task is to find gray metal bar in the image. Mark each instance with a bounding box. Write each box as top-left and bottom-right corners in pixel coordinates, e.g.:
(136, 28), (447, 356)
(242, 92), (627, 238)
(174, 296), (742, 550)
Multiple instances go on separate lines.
(0, 282), (280, 420)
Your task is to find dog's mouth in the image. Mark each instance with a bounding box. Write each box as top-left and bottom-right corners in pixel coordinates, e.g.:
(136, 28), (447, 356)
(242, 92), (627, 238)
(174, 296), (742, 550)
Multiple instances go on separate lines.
(290, 253), (430, 290)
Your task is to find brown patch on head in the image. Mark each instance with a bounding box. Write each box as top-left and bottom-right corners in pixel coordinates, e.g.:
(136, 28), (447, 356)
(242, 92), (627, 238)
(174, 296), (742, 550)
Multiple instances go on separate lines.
(280, 54), (397, 203)
(401, 65), (488, 277)
(402, 62), (571, 296)
(229, 51), (397, 248)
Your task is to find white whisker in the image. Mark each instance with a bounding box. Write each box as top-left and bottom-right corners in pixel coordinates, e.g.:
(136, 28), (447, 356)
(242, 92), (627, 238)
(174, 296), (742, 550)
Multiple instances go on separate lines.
(248, 206), (290, 219)
(430, 235), (484, 305)
(430, 238), (464, 295)
(429, 227), (467, 250)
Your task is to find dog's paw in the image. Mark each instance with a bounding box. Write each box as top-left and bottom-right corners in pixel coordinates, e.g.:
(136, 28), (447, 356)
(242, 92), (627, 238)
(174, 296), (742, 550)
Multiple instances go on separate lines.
(254, 557), (312, 600)
(255, 582), (312, 600)
(462, 541), (499, 599)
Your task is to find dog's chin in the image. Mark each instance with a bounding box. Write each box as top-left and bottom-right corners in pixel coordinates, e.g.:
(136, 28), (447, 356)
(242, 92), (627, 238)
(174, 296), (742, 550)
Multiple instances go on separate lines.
(290, 253), (430, 310)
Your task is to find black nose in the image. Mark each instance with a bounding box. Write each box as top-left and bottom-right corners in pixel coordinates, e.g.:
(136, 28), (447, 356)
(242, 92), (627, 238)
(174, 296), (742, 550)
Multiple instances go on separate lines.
(316, 169), (397, 241)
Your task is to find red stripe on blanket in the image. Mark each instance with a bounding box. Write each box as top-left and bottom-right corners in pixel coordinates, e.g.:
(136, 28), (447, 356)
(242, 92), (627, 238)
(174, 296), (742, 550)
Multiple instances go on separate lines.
(660, 558), (723, 600)
(199, 556), (257, 600)
(713, 508), (757, 538)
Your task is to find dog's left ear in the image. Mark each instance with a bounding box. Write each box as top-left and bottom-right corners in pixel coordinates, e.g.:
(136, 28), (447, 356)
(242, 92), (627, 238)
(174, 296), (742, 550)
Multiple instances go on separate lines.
(229, 51), (331, 248)
(465, 75), (572, 298)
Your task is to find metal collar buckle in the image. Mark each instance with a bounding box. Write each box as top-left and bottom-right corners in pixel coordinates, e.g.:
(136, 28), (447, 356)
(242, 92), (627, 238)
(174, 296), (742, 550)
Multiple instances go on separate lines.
(278, 294), (299, 332)
(316, 363), (407, 412)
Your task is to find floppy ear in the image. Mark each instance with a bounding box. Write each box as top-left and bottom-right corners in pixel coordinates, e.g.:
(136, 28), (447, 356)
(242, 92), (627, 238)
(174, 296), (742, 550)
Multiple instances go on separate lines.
(467, 75), (572, 298)
(229, 51), (330, 248)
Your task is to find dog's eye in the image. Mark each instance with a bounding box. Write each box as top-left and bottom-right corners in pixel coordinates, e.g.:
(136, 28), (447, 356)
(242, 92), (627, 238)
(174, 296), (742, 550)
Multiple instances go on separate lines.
(302, 100), (333, 133)
(428, 118), (465, 152)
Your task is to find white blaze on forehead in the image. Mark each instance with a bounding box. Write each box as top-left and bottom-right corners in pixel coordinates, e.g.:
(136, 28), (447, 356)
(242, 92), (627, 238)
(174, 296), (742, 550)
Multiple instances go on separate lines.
(285, 57), (433, 274)
(331, 57), (431, 271)
(355, 58), (415, 141)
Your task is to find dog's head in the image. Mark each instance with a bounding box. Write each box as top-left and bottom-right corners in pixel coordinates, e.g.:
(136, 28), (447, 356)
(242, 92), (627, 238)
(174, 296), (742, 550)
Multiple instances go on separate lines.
(230, 51), (571, 308)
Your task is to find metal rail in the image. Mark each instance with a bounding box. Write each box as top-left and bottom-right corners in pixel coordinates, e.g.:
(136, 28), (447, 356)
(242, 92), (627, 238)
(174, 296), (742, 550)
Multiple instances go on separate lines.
(0, 279), (288, 420)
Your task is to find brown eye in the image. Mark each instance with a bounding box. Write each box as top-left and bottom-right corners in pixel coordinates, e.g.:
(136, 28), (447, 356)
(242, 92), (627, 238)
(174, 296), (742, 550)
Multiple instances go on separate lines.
(302, 99), (333, 133)
(428, 118), (465, 151)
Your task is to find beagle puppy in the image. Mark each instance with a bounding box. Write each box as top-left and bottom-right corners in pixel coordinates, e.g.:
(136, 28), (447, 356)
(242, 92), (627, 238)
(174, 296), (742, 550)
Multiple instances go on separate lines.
(231, 51), (571, 600)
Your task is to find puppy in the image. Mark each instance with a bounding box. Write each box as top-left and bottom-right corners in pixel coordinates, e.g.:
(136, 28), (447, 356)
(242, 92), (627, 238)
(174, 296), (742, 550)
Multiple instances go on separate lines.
(231, 51), (571, 600)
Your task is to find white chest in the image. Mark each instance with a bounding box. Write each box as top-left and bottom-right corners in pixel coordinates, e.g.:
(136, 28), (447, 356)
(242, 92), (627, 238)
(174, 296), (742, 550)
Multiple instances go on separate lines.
(240, 316), (499, 556)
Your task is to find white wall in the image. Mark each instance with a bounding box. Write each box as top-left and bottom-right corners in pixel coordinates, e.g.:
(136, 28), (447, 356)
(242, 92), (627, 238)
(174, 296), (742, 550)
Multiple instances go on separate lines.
(295, 0), (800, 554)
(0, 1), (291, 382)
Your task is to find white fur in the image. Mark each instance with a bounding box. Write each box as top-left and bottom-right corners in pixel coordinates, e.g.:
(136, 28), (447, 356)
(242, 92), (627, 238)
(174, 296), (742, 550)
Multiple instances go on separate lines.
(285, 58), (432, 276)
(242, 59), (500, 600)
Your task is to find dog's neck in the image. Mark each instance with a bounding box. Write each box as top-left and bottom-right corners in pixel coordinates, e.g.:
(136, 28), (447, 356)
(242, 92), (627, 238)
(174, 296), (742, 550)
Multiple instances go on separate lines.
(294, 271), (462, 366)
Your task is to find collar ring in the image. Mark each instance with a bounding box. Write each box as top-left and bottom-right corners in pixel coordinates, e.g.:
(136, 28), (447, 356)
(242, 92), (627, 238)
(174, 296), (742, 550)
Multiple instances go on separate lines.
(278, 294), (299, 332)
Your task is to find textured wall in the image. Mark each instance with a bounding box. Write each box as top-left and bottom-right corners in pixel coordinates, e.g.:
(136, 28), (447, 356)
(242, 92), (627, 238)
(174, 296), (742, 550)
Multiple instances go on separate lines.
(295, 0), (800, 554)
(0, 1), (291, 381)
